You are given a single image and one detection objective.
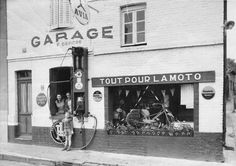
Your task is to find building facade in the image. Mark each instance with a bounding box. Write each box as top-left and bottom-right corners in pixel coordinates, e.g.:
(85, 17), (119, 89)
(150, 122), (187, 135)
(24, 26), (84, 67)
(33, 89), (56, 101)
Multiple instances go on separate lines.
(0, 0), (8, 143)
(7, 0), (224, 161)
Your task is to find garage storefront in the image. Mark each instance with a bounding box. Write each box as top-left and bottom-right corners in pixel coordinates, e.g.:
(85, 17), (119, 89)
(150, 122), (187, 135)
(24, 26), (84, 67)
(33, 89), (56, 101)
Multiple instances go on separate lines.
(92, 71), (215, 137)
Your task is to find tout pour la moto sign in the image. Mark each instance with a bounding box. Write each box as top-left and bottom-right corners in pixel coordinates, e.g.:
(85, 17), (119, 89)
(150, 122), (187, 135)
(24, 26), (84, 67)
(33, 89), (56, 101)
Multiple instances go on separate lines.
(70, 0), (90, 25)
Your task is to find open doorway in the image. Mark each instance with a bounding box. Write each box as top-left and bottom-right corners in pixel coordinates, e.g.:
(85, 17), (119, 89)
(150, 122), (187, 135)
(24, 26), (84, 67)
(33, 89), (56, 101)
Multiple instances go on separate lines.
(49, 67), (72, 116)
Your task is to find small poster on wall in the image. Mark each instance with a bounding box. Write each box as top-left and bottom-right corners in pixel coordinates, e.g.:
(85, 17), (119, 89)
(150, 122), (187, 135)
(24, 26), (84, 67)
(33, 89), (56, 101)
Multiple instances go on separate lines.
(202, 86), (215, 100)
(36, 93), (47, 107)
(93, 91), (102, 102)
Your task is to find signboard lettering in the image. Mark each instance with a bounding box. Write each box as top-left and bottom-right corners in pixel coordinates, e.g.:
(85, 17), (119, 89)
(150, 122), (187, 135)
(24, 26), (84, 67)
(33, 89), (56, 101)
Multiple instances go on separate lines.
(31, 26), (113, 47)
(92, 71), (215, 87)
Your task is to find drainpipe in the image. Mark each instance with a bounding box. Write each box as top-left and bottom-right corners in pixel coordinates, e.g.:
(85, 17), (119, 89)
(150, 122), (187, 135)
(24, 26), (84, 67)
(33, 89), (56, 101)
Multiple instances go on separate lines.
(223, 0), (227, 145)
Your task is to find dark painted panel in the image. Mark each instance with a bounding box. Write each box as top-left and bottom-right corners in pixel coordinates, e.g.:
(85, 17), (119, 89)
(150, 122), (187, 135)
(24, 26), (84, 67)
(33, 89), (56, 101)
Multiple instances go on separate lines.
(92, 71), (215, 87)
(8, 125), (32, 144)
(194, 83), (199, 131)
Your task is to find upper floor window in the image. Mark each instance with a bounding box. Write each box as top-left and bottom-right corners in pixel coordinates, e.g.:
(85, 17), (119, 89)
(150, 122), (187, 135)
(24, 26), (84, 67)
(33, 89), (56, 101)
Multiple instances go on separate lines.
(121, 4), (146, 46)
(50, 0), (72, 30)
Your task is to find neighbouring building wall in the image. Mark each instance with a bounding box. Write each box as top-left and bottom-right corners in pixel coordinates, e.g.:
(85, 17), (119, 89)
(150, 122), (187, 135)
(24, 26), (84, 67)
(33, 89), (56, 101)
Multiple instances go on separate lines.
(0, 0), (8, 143)
(226, 71), (236, 112)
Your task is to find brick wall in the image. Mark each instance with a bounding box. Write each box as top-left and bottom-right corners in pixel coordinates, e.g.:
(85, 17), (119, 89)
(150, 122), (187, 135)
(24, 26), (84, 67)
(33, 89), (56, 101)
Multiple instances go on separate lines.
(14, 127), (223, 162)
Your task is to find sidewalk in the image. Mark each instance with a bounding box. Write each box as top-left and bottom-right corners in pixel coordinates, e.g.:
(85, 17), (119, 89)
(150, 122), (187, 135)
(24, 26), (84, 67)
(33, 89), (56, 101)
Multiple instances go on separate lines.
(0, 142), (233, 166)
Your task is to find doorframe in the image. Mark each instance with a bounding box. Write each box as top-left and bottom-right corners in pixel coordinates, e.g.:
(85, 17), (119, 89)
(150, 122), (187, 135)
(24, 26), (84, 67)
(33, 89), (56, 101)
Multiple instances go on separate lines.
(16, 71), (32, 138)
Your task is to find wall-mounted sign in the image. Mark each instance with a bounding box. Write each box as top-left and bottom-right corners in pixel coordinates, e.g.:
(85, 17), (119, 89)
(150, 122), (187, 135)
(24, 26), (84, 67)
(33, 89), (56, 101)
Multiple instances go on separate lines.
(71, 0), (90, 25)
(30, 0), (113, 48)
(93, 91), (102, 102)
(92, 71), (215, 87)
(36, 93), (47, 107)
(202, 86), (215, 100)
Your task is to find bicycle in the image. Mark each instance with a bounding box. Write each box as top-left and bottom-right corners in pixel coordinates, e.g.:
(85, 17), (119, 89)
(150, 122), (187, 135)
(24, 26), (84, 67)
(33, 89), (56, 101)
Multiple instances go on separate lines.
(126, 102), (175, 128)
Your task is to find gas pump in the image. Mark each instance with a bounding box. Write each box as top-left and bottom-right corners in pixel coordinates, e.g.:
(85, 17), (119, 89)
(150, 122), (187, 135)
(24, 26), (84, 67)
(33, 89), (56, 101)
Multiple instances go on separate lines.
(49, 47), (97, 149)
(71, 47), (88, 119)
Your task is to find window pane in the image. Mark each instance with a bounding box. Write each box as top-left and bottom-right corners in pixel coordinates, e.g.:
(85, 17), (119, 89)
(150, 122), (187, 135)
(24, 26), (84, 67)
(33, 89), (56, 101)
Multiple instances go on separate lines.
(125, 23), (133, 33)
(125, 34), (133, 44)
(137, 32), (145, 43)
(27, 83), (32, 113)
(137, 10), (145, 21)
(20, 83), (27, 113)
(17, 71), (31, 78)
(124, 13), (132, 23)
(137, 21), (145, 32)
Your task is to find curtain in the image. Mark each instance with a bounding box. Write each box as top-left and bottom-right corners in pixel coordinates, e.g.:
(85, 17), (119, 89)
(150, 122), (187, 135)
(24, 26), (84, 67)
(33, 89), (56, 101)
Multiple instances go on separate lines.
(180, 84), (194, 109)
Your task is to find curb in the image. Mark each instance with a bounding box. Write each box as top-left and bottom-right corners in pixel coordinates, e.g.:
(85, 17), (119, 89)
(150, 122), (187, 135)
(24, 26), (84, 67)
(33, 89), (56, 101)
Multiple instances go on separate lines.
(0, 153), (120, 166)
(0, 153), (81, 166)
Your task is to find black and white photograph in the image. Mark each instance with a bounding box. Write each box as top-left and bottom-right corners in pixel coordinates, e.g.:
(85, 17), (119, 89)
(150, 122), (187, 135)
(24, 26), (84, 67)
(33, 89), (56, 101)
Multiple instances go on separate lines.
(0, 0), (236, 165)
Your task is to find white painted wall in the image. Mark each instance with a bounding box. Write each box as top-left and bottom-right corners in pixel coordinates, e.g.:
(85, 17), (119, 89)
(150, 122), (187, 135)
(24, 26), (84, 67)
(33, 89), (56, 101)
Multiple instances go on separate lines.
(7, 0), (223, 59)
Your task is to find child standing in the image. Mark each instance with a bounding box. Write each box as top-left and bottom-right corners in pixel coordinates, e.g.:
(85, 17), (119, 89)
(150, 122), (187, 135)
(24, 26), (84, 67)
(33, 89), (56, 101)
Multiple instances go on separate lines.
(62, 112), (74, 151)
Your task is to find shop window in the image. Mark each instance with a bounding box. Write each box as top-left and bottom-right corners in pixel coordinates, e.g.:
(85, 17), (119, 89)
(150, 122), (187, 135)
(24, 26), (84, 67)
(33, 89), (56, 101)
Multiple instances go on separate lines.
(50, 0), (72, 30)
(121, 3), (146, 46)
(106, 84), (194, 137)
(49, 67), (72, 117)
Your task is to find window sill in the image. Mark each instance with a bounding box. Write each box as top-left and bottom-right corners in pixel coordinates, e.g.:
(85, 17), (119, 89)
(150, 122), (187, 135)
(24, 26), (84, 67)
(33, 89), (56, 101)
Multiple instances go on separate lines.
(121, 43), (147, 48)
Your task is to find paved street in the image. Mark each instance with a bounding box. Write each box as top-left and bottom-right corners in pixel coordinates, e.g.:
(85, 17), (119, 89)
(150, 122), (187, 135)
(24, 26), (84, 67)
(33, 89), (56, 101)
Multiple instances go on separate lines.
(0, 160), (46, 166)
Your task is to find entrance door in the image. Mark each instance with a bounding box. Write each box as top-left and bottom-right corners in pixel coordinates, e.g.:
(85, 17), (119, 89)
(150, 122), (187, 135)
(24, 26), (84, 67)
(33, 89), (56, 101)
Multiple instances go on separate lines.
(17, 71), (32, 137)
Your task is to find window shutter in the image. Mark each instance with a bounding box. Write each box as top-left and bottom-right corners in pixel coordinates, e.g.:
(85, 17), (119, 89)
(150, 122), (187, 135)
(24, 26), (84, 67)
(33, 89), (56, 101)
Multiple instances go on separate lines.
(50, 0), (72, 30)
(50, 0), (59, 30)
(58, 0), (72, 28)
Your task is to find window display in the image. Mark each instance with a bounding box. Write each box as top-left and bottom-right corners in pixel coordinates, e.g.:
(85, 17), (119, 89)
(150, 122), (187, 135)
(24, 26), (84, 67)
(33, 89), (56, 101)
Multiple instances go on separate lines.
(106, 84), (194, 136)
